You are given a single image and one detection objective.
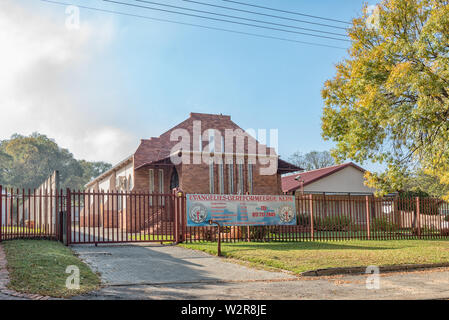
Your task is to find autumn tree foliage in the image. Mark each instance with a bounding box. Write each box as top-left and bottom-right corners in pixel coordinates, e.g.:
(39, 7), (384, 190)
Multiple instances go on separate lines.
(322, 0), (449, 197)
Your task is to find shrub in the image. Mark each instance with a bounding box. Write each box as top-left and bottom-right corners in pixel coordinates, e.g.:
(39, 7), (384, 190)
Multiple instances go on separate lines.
(397, 191), (440, 215)
(420, 226), (435, 234)
(349, 223), (366, 232)
(371, 217), (398, 232)
(195, 228), (216, 241)
(315, 216), (352, 231)
(241, 226), (270, 241)
(298, 214), (310, 226)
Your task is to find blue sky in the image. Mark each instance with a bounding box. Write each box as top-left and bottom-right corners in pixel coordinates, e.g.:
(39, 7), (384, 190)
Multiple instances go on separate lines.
(3, 0), (380, 170)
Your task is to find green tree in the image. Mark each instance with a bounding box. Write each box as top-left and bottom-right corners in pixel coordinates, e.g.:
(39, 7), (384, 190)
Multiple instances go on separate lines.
(0, 133), (111, 190)
(321, 0), (449, 197)
(79, 160), (112, 183)
(288, 151), (336, 171)
(403, 168), (449, 198)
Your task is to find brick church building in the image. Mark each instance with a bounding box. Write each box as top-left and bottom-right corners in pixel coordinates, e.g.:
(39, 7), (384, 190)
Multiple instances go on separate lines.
(80, 113), (300, 232)
(85, 112), (300, 195)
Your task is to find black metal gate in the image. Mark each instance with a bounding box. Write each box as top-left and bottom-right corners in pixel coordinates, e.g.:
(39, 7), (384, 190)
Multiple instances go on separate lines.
(66, 190), (183, 245)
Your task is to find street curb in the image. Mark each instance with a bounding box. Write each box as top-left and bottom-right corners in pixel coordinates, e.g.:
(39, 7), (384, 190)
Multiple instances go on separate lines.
(301, 263), (449, 277)
(0, 243), (53, 300)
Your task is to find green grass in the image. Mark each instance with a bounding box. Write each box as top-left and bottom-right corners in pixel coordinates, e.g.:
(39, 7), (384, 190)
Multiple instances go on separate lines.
(128, 234), (174, 242)
(1, 227), (46, 234)
(180, 240), (449, 275)
(267, 230), (442, 239)
(2, 240), (101, 298)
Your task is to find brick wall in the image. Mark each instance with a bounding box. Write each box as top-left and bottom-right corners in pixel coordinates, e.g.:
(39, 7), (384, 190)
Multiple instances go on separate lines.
(132, 113), (282, 195)
(179, 155), (281, 195)
(78, 113), (287, 236)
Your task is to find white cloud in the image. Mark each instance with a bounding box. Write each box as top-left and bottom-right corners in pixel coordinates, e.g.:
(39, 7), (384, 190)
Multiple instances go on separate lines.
(0, 0), (138, 164)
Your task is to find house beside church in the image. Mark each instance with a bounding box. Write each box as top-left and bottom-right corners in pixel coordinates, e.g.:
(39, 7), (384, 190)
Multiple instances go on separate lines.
(282, 162), (376, 195)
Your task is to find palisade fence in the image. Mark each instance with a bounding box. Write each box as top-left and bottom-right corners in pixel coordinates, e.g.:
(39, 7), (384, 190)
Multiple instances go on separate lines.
(187, 195), (449, 242)
(1, 186), (449, 244)
(0, 187), (65, 241)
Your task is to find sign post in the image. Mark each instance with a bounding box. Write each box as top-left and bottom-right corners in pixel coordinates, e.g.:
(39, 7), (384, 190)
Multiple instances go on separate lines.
(209, 220), (221, 256)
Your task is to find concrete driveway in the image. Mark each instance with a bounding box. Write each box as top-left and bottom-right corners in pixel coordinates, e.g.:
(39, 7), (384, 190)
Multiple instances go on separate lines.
(72, 244), (296, 286)
(72, 244), (449, 300)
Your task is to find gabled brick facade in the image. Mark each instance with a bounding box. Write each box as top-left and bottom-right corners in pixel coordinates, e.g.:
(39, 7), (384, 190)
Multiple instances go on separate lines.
(83, 113), (301, 232)
(131, 113), (297, 195)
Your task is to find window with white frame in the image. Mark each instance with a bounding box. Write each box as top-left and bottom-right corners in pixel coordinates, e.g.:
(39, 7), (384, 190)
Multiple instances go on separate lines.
(159, 169), (164, 205)
(209, 161), (215, 194)
(237, 162), (244, 194)
(218, 163), (224, 194)
(248, 163), (253, 195)
(228, 162), (234, 194)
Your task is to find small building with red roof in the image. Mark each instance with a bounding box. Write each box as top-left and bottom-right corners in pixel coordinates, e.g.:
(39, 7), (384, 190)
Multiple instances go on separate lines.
(282, 162), (376, 195)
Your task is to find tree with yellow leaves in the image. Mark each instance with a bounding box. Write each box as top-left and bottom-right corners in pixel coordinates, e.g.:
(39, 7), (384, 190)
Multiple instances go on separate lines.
(322, 0), (449, 198)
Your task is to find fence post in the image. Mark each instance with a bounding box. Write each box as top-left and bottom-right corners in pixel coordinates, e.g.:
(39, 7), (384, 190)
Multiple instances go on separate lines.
(0, 185), (2, 243)
(309, 194), (314, 241)
(59, 211), (64, 244)
(181, 194), (186, 242)
(416, 197), (421, 238)
(365, 196), (371, 240)
(174, 194), (179, 244)
(174, 192), (180, 244)
(66, 188), (71, 246)
(323, 193), (327, 218)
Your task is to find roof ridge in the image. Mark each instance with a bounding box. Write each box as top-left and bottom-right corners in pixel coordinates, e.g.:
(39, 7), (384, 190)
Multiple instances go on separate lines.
(190, 112), (231, 118)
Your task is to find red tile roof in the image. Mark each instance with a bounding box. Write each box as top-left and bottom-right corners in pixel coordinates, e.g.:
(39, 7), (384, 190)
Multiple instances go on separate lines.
(281, 162), (366, 193)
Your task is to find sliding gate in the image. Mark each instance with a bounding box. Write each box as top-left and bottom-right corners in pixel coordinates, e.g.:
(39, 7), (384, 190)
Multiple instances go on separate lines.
(66, 190), (184, 245)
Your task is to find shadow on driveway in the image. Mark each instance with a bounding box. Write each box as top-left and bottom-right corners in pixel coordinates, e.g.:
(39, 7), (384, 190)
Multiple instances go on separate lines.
(72, 244), (295, 287)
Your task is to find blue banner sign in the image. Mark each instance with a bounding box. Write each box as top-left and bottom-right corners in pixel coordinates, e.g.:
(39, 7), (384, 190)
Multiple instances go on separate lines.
(186, 194), (297, 227)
